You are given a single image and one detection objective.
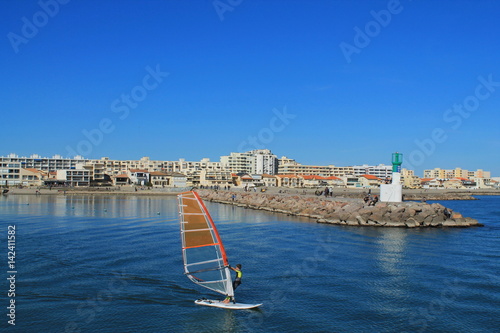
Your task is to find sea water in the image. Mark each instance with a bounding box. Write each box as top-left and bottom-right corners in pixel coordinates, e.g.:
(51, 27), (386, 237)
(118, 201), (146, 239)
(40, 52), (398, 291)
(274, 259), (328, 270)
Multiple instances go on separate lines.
(0, 194), (498, 332)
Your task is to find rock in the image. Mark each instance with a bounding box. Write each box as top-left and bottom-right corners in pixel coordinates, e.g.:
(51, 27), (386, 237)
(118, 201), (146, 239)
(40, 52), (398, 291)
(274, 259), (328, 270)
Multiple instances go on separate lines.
(385, 220), (404, 227)
(405, 218), (418, 228)
(355, 215), (366, 225)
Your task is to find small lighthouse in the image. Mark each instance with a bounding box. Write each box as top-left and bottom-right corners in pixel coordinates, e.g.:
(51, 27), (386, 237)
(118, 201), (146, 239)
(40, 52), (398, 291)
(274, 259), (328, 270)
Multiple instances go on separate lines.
(380, 152), (403, 202)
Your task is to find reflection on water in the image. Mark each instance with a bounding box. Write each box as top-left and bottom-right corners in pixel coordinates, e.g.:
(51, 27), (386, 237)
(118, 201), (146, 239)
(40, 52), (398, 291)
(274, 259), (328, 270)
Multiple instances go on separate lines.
(0, 194), (178, 219)
(0, 194), (498, 333)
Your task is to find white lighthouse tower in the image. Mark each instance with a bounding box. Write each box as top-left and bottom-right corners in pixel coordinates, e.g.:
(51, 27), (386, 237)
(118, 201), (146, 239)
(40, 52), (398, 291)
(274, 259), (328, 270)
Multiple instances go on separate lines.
(380, 152), (403, 203)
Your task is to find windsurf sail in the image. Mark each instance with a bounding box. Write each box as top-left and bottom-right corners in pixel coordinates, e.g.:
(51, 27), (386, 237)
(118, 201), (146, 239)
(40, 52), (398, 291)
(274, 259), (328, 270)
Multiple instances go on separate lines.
(178, 191), (234, 297)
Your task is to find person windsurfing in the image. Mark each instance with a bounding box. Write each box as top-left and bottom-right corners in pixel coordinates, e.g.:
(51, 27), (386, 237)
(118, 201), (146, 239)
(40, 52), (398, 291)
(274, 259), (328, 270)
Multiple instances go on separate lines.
(222, 264), (242, 303)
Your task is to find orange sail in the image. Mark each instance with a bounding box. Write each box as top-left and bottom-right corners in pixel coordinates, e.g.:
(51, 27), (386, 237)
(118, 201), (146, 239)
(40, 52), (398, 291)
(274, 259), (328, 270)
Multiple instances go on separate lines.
(178, 191), (234, 296)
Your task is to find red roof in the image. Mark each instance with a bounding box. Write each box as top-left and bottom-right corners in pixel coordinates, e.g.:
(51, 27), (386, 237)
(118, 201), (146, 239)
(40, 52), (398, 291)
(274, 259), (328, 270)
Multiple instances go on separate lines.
(360, 174), (380, 180)
(150, 171), (168, 176)
(129, 169), (148, 173)
(420, 178), (435, 182)
(276, 174), (301, 178)
(302, 175), (326, 180)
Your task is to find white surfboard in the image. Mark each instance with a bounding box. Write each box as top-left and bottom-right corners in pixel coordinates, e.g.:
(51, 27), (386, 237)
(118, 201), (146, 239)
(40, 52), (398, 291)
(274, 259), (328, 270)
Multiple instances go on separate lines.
(195, 299), (262, 310)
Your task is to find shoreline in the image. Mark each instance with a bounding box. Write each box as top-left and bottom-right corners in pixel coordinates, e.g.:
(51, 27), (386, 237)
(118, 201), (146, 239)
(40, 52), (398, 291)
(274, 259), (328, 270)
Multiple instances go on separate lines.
(3, 186), (499, 199)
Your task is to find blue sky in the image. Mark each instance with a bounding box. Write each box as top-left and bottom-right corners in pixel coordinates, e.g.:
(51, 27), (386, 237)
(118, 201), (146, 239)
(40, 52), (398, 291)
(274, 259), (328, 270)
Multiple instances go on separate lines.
(1, 0), (499, 176)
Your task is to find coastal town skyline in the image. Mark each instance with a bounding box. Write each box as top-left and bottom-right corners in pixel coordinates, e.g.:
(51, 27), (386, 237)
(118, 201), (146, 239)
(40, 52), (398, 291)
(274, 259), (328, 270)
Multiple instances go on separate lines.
(1, 149), (496, 180)
(2, 1), (500, 176)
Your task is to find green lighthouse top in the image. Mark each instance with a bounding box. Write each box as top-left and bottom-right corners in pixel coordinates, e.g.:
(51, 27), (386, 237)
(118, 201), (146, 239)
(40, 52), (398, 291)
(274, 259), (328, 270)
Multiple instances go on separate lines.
(392, 152), (403, 172)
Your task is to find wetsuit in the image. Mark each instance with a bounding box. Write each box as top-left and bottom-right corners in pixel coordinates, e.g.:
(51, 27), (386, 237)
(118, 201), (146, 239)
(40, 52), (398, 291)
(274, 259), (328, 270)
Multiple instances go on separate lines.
(233, 269), (242, 290)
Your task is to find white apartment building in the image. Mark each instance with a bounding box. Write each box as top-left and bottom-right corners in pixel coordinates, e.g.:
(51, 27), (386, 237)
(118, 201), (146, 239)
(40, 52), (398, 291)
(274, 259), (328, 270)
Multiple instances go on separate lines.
(252, 149), (278, 175)
(127, 169), (150, 185)
(220, 152), (254, 174)
(221, 149), (278, 175)
(0, 153), (87, 172)
(0, 161), (21, 185)
(56, 169), (91, 187)
(352, 164), (393, 179)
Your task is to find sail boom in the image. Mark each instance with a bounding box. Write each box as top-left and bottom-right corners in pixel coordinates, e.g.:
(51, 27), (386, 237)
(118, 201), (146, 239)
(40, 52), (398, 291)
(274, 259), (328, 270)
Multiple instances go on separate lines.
(185, 258), (224, 268)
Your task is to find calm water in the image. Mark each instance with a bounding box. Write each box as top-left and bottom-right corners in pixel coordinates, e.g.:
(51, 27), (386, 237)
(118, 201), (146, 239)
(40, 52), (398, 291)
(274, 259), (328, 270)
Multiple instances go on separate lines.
(0, 194), (498, 332)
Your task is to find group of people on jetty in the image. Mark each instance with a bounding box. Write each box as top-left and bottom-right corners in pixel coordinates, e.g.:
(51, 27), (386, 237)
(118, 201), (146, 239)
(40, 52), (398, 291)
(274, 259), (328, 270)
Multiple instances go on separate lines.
(363, 190), (379, 206)
(315, 187), (334, 197)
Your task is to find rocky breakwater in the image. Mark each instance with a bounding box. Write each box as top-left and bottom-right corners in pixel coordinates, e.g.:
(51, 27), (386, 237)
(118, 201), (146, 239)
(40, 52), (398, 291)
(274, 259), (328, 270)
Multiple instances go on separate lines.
(198, 190), (482, 228)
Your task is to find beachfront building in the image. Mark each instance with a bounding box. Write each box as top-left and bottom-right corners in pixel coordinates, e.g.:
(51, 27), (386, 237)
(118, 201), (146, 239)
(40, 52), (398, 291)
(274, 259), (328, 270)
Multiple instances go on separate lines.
(352, 164), (392, 179)
(331, 166), (355, 178)
(112, 174), (130, 186)
(278, 157), (335, 177)
(0, 161), (21, 186)
(199, 170), (232, 187)
(150, 172), (188, 188)
(302, 175), (327, 187)
(221, 149), (278, 175)
(149, 171), (169, 187)
(56, 169), (91, 187)
(301, 175), (343, 187)
(20, 168), (46, 187)
(276, 174), (304, 187)
(277, 159), (391, 180)
(421, 178), (443, 188)
(221, 152), (254, 174)
(358, 175), (382, 188)
(252, 150), (278, 175)
(324, 176), (344, 187)
(401, 168), (421, 189)
(261, 174), (278, 187)
(342, 176), (362, 188)
(0, 153), (87, 172)
(442, 178), (468, 189)
(88, 156), (164, 176)
(167, 172), (188, 187)
(127, 169), (150, 186)
(423, 167), (491, 180)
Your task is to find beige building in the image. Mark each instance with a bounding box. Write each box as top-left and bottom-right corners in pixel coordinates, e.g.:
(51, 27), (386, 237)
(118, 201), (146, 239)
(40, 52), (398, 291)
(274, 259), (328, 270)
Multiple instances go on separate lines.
(358, 175), (382, 188)
(401, 168), (421, 189)
(278, 158), (335, 177)
(276, 174), (304, 187)
(261, 174), (278, 187)
(20, 168), (46, 186)
(199, 170), (232, 187)
(424, 167), (490, 180)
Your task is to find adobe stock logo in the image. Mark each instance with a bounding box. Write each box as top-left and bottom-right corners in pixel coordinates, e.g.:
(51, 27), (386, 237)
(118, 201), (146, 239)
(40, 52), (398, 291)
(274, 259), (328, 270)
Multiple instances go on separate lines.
(213, 0), (243, 21)
(405, 74), (499, 171)
(237, 106), (296, 152)
(7, 0), (70, 54)
(65, 65), (169, 158)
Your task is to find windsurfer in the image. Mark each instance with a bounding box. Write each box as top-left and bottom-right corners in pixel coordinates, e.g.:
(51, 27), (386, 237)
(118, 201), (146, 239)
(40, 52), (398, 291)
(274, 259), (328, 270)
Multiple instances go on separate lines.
(223, 264), (242, 304)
